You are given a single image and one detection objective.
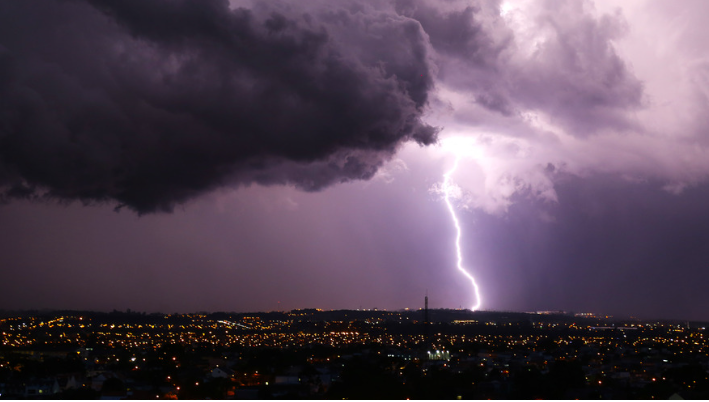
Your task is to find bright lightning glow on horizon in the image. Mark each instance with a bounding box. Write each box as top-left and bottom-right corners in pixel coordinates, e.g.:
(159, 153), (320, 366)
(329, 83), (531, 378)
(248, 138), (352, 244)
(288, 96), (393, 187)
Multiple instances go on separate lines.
(443, 156), (482, 311)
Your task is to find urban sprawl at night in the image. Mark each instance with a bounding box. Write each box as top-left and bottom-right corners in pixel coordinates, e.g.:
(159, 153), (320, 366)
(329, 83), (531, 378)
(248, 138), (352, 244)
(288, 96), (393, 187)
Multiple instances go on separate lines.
(1, 307), (708, 399)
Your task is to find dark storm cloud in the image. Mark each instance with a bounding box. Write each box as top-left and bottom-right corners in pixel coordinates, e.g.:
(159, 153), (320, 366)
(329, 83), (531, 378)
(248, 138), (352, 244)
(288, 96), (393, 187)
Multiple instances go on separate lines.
(395, 0), (518, 116)
(394, 0), (510, 67)
(0, 0), (437, 213)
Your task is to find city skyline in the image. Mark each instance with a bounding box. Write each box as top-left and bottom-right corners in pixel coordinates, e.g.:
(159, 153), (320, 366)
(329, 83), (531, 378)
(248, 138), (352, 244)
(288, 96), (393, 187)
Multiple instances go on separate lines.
(2, 0), (709, 320)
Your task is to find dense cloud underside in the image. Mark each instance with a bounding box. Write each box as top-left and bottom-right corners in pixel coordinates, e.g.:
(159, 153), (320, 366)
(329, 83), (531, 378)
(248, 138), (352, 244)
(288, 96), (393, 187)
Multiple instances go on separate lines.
(0, 0), (438, 213)
(0, 0), (650, 213)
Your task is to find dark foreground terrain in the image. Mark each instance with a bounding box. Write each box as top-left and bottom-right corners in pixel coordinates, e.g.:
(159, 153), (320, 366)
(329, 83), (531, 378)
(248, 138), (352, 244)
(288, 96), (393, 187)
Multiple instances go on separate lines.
(1, 308), (708, 399)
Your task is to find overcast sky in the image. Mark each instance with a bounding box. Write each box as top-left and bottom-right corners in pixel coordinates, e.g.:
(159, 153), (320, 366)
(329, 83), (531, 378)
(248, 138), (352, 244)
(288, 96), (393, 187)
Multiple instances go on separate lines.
(2, 0), (709, 320)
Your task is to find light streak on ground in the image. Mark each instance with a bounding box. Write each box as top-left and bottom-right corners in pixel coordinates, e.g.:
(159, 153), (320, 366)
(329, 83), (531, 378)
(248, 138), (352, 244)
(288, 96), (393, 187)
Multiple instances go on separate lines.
(218, 320), (251, 329)
(443, 156), (482, 311)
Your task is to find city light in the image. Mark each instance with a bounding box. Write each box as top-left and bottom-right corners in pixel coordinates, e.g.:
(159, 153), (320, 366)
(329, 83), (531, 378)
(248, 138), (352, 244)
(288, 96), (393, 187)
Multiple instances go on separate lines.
(0, 310), (706, 398)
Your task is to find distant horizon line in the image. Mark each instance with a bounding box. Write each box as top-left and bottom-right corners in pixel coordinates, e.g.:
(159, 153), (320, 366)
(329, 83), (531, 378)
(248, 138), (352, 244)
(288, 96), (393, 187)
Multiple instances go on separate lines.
(0, 307), (705, 323)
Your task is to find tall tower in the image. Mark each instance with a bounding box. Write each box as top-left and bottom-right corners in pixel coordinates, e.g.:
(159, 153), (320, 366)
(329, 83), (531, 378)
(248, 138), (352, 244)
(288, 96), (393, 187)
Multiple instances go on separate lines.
(424, 292), (430, 351)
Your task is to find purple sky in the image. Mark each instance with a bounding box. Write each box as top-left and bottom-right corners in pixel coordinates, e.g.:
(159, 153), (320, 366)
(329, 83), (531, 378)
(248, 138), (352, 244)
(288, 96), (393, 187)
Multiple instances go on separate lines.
(2, 0), (709, 320)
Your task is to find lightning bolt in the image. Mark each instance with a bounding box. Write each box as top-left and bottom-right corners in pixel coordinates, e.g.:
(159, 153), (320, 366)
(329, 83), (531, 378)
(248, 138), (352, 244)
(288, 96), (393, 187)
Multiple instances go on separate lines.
(443, 156), (482, 311)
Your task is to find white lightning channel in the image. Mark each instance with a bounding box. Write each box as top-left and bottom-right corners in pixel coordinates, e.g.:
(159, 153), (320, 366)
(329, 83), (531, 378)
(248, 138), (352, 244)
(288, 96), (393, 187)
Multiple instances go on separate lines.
(443, 156), (482, 311)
